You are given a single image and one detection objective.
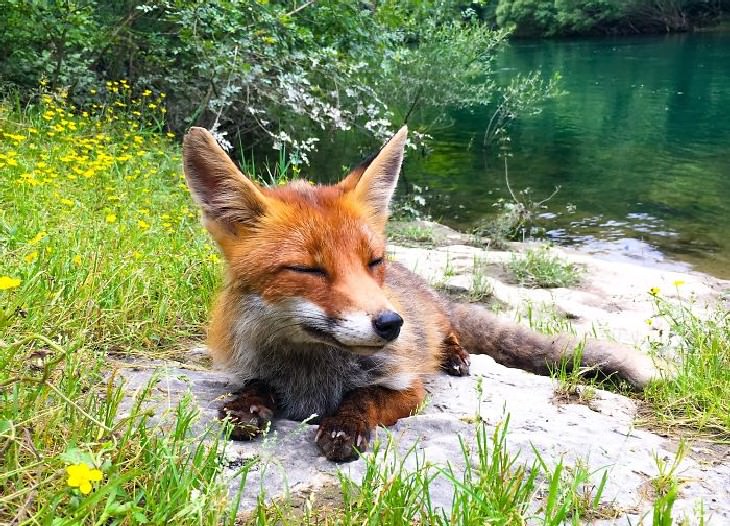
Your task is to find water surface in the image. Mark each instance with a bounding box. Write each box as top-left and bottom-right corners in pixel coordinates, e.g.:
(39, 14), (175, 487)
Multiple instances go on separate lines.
(314, 33), (730, 278)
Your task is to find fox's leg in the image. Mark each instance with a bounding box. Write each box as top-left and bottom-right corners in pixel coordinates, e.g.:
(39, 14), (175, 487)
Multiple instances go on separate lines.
(315, 380), (425, 462)
(440, 331), (471, 376)
(218, 379), (278, 440)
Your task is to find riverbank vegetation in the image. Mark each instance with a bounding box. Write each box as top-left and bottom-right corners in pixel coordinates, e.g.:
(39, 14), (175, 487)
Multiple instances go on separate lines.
(485, 0), (729, 37)
(0, 92), (230, 524)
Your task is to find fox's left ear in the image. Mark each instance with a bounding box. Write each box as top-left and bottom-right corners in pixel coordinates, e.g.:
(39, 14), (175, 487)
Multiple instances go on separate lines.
(341, 126), (407, 227)
(182, 127), (268, 232)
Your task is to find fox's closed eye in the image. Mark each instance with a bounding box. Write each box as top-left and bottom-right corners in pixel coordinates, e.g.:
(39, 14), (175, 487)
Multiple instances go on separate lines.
(368, 257), (384, 268)
(285, 265), (327, 277)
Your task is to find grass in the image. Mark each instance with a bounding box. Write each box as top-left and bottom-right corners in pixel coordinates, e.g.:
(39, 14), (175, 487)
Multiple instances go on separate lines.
(643, 292), (730, 438)
(507, 246), (582, 289)
(0, 86), (236, 524)
(469, 256), (494, 302)
(1, 87), (725, 524)
(386, 222), (435, 245)
(249, 403), (619, 525)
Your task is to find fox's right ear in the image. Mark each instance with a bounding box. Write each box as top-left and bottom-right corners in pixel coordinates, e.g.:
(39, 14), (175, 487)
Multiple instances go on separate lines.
(340, 126), (407, 229)
(183, 127), (267, 231)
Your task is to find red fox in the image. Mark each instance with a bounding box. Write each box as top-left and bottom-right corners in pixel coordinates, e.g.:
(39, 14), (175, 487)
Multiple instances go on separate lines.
(182, 126), (660, 462)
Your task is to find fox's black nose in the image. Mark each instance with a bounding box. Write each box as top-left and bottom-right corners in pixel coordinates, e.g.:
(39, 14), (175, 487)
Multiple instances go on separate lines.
(372, 311), (403, 342)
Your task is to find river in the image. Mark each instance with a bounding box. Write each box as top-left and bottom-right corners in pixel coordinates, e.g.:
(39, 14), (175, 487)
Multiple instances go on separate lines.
(315, 33), (730, 279)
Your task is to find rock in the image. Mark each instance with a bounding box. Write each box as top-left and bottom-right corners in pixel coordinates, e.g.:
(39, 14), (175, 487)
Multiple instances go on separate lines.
(117, 355), (730, 524)
(390, 242), (730, 351)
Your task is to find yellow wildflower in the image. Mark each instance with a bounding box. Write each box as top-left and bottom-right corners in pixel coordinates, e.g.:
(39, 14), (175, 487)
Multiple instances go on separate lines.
(24, 251), (38, 263)
(66, 463), (103, 495)
(0, 276), (21, 290)
(106, 213), (117, 224)
(137, 219), (150, 230)
(649, 287), (660, 297)
(133, 251), (142, 260)
(29, 231), (47, 244)
(672, 279), (685, 287)
(61, 198), (74, 206)
(73, 255), (82, 266)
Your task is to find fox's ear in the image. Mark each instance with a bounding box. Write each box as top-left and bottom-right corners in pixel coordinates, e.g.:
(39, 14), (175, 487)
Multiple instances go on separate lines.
(183, 127), (267, 230)
(342, 126), (407, 227)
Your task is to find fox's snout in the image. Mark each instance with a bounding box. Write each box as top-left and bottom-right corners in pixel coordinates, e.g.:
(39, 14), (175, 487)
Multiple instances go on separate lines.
(372, 310), (403, 342)
(288, 298), (403, 351)
(326, 307), (403, 352)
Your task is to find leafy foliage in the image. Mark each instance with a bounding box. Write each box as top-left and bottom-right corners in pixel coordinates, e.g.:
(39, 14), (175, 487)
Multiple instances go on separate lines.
(0, 0), (559, 164)
(492, 0), (728, 36)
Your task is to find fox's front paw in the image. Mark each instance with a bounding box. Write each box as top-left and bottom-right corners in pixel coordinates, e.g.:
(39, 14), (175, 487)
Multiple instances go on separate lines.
(219, 391), (275, 440)
(315, 416), (371, 462)
(441, 332), (471, 376)
(442, 348), (471, 376)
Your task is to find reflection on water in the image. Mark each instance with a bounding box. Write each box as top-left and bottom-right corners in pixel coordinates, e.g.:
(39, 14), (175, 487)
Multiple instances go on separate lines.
(405, 33), (730, 279)
(547, 212), (690, 272)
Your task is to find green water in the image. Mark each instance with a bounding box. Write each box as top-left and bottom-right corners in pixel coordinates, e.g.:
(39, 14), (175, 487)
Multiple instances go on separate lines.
(407, 33), (730, 278)
(309, 33), (730, 278)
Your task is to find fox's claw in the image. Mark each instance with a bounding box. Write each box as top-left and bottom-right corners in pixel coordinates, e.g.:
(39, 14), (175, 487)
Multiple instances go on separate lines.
(219, 391), (275, 440)
(315, 416), (371, 462)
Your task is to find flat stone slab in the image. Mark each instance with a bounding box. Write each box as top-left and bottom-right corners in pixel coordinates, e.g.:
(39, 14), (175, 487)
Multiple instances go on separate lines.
(117, 354), (729, 524)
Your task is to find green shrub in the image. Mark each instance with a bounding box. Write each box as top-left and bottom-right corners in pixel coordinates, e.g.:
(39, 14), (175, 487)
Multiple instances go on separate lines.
(491, 0), (726, 36)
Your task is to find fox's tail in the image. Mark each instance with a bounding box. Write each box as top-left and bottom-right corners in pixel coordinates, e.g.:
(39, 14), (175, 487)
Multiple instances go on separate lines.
(449, 302), (661, 389)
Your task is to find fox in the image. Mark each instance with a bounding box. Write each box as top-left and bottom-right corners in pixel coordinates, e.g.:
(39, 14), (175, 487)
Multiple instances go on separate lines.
(182, 125), (660, 462)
